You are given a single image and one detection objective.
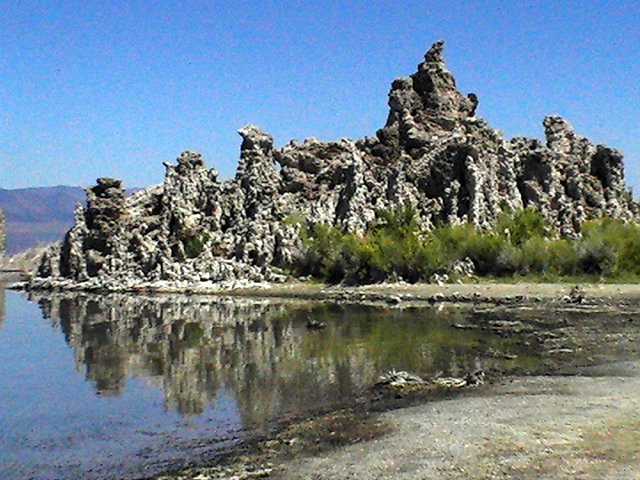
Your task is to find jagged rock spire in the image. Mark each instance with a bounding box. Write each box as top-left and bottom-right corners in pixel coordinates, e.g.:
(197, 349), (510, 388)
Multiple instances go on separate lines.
(413, 40), (457, 101)
(373, 40), (478, 157)
(412, 40), (477, 124)
(236, 124), (279, 194)
(176, 150), (206, 173)
(425, 39), (445, 62)
(32, 41), (639, 290)
(0, 207), (5, 256)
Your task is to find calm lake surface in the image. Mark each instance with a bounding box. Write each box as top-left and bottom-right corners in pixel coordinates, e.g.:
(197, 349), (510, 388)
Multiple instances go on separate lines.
(0, 288), (588, 479)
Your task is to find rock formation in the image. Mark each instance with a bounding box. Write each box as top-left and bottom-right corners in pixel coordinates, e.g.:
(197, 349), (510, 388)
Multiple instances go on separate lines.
(33, 41), (638, 290)
(0, 207), (6, 256)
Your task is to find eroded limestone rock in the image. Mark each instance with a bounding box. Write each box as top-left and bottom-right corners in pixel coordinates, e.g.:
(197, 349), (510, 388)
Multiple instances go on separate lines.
(0, 207), (5, 256)
(32, 41), (638, 290)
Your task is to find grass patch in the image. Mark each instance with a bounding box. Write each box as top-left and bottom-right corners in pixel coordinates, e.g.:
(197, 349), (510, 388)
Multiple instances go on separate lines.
(456, 409), (640, 480)
(581, 409), (640, 465)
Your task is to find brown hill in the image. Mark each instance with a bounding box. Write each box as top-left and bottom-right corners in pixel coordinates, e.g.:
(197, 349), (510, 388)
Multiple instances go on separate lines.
(0, 186), (85, 254)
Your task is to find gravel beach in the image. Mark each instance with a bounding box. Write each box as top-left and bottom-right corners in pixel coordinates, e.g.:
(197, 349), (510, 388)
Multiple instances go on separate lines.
(276, 362), (640, 479)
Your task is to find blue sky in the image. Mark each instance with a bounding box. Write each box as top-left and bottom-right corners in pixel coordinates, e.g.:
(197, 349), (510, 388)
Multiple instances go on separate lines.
(1, 1), (639, 192)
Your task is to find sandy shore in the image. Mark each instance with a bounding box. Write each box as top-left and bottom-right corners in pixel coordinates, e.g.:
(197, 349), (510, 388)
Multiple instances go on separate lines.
(230, 281), (640, 302)
(12, 275), (640, 306)
(275, 362), (640, 479)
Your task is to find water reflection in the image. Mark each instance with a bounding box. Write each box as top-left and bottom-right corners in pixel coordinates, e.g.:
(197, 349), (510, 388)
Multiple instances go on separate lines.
(29, 292), (537, 425)
(0, 287), (5, 329)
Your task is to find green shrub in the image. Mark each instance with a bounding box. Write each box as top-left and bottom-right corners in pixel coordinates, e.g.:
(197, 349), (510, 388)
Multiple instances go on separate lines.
(616, 228), (640, 275)
(497, 207), (548, 245)
(520, 236), (551, 274)
(495, 237), (569, 277)
(179, 229), (210, 259)
(299, 223), (348, 281)
(345, 206), (442, 283)
(419, 237), (448, 277)
(459, 231), (506, 276)
(583, 219), (640, 276)
(340, 237), (382, 284)
(431, 224), (475, 261)
(299, 205), (444, 284)
(283, 211), (307, 227)
(546, 239), (579, 276)
(577, 238), (617, 276)
(372, 204), (420, 238)
(295, 207), (640, 284)
(495, 243), (524, 276)
(578, 218), (640, 276)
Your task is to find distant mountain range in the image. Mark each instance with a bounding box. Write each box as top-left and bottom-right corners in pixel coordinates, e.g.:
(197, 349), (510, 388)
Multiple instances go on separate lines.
(0, 186), (85, 254)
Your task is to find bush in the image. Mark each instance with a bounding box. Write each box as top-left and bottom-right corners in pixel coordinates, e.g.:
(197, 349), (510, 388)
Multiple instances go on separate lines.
(582, 218), (640, 276)
(497, 208), (548, 246)
(578, 218), (640, 276)
(617, 229), (640, 275)
(295, 207), (640, 284)
(431, 224), (475, 261)
(299, 205), (446, 284)
(459, 231), (505, 276)
(546, 239), (579, 276)
(495, 243), (524, 276)
(345, 206), (445, 283)
(372, 204), (420, 238)
(520, 236), (551, 274)
(299, 223), (349, 281)
(577, 238), (617, 276)
(179, 229), (210, 259)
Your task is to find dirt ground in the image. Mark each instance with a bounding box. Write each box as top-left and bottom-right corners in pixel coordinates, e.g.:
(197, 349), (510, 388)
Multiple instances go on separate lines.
(275, 362), (640, 480)
(228, 281), (640, 306)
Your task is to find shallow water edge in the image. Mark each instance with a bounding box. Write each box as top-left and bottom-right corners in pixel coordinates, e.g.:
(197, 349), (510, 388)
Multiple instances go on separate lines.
(3, 283), (640, 480)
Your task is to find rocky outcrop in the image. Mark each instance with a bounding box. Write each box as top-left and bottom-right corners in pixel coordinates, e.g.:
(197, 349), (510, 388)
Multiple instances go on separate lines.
(32, 41), (638, 290)
(0, 207), (5, 256)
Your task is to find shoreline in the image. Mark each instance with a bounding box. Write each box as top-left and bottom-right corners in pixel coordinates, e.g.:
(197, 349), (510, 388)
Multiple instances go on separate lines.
(4, 281), (640, 479)
(153, 365), (640, 480)
(144, 290), (640, 480)
(275, 367), (640, 480)
(11, 279), (640, 307)
(229, 281), (640, 303)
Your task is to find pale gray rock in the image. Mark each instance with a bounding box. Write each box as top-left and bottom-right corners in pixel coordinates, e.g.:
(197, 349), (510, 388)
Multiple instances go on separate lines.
(0, 207), (5, 256)
(30, 41), (639, 290)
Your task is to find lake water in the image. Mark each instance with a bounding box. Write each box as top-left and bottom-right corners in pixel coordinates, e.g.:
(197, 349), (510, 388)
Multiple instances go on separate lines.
(0, 288), (561, 479)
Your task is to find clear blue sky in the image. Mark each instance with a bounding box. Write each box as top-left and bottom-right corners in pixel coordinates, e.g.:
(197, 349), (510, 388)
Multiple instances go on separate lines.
(1, 1), (639, 193)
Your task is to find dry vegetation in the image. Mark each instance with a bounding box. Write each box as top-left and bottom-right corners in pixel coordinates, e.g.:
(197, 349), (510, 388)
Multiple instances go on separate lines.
(448, 409), (640, 480)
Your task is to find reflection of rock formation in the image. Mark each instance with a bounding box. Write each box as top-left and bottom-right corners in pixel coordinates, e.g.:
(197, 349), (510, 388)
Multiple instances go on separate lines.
(0, 287), (5, 329)
(34, 293), (294, 418)
(31, 293), (523, 425)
